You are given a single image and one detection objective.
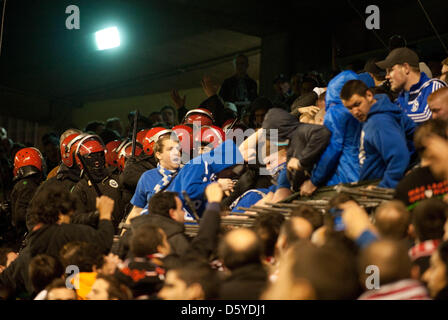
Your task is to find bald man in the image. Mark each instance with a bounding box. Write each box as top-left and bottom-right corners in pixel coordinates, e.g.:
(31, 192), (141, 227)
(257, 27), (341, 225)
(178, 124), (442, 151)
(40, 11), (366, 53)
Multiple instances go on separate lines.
(428, 87), (448, 121)
(276, 217), (314, 258)
(374, 201), (410, 240)
(358, 240), (430, 300)
(218, 228), (267, 299)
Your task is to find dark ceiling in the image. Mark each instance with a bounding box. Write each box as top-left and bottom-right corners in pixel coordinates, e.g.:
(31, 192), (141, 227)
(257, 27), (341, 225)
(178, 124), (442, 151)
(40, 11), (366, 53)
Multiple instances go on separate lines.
(0, 0), (447, 112)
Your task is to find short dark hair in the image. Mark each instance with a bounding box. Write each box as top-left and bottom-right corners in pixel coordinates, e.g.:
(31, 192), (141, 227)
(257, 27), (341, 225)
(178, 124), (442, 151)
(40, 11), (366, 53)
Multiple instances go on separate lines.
(173, 262), (220, 299)
(148, 192), (178, 218)
(59, 242), (104, 272)
(85, 121), (105, 133)
(218, 229), (262, 270)
(412, 199), (447, 241)
(130, 224), (165, 257)
(413, 119), (448, 157)
(291, 205), (323, 231)
(28, 186), (77, 225)
(374, 200), (410, 239)
(340, 80), (370, 101)
(95, 274), (132, 300)
(29, 254), (64, 293)
(253, 212), (285, 258)
(99, 128), (121, 144)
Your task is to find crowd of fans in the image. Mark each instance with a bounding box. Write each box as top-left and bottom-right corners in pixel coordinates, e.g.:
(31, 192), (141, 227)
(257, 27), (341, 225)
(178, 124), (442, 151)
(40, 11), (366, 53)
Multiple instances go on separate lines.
(1, 39), (448, 300)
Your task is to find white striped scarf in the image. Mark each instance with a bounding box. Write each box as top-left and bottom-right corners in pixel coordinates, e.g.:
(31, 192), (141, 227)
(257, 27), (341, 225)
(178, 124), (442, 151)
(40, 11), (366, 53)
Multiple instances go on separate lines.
(153, 164), (177, 194)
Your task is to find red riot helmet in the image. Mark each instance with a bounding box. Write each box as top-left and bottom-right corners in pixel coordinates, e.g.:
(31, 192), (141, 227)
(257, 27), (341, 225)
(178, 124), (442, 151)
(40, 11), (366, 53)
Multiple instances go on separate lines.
(74, 135), (106, 170)
(136, 129), (149, 146)
(183, 108), (214, 126)
(13, 147), (44, 179)
(193, 125), (225, 150)
(142, 127), (173, 156)
(117, 141), (143, 172)
(60, 132), (84, 168)
(172, 124), (193, 154)
(105, 140), (122, 169)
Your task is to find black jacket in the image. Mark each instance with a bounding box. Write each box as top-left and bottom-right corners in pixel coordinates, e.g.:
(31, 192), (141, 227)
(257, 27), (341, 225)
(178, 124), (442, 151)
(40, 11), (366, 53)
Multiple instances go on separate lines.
(262, 108), (331, 172)
(219, 263), (268, 300)
(71, 172), (125, 230)
(120, 154), (156, 195)
(10, 175), (41, 236)
(0, 220), (114, 295)
(219, 75), (258, 105)
(118, 203), (222, 262)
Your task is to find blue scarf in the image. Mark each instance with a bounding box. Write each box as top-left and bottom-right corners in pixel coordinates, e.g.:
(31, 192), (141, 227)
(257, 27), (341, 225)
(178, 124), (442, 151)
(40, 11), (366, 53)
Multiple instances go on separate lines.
(153, 164), (178, 194)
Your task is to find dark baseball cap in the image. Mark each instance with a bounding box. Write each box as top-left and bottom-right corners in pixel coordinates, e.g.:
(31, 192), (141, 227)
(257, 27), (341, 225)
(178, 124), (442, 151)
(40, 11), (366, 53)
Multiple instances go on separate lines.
(376, 47), (419, 70)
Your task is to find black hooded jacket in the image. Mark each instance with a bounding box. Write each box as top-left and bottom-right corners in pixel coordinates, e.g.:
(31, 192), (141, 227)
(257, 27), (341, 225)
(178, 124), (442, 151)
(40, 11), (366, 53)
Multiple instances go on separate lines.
(262, 108), (331, 172)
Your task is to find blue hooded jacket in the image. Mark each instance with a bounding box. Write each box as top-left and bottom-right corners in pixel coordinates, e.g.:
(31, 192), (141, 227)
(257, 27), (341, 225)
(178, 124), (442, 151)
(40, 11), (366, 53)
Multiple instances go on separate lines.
(311, 70), (363, 186)
(360, 94), (416, 188)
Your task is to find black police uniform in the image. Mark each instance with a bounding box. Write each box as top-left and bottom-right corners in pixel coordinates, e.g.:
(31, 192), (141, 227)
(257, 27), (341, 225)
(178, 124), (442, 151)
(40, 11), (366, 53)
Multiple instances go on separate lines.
(71, 170), (125, 231)
(120, 153), (157, 196)
(10, 174), (42, 239)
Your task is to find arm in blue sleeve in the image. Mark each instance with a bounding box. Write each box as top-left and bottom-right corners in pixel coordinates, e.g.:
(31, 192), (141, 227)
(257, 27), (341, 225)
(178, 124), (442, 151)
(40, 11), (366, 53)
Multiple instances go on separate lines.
(310, 106), (348, 186)
(373, 117), (410, 188)
(356, 230), (378, 248)
(130, 173), (149, 208)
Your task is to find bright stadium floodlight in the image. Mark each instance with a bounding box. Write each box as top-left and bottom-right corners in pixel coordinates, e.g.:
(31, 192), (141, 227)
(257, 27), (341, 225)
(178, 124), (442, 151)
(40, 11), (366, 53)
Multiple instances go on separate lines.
(95, 27), (120, 50)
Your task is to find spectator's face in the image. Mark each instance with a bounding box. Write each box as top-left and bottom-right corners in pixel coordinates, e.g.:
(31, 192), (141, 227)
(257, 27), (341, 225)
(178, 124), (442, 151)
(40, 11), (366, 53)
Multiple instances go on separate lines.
(254, 109), (267, 128)
(157, 139), (181, 170)
(86, 279), (110, 300)
(429, 96), (448, 121)
(235, 56), (248, 75)
(47, 288), (77, 300)
(386, 64), (408, 92)
(422, 251), (447, 298)
(169, 197), (185, 223)
(158, 270), (190, 300)
(342, 93), (374, 122)
(162, 109), (175, 125)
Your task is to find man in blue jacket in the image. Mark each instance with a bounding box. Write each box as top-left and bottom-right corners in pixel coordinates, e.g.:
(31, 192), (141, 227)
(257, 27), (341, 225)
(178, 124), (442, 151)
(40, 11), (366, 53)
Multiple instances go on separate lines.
(340, 80), (416, 188)
(300, 70), (374, 195)
(376, 47), (446, 124)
